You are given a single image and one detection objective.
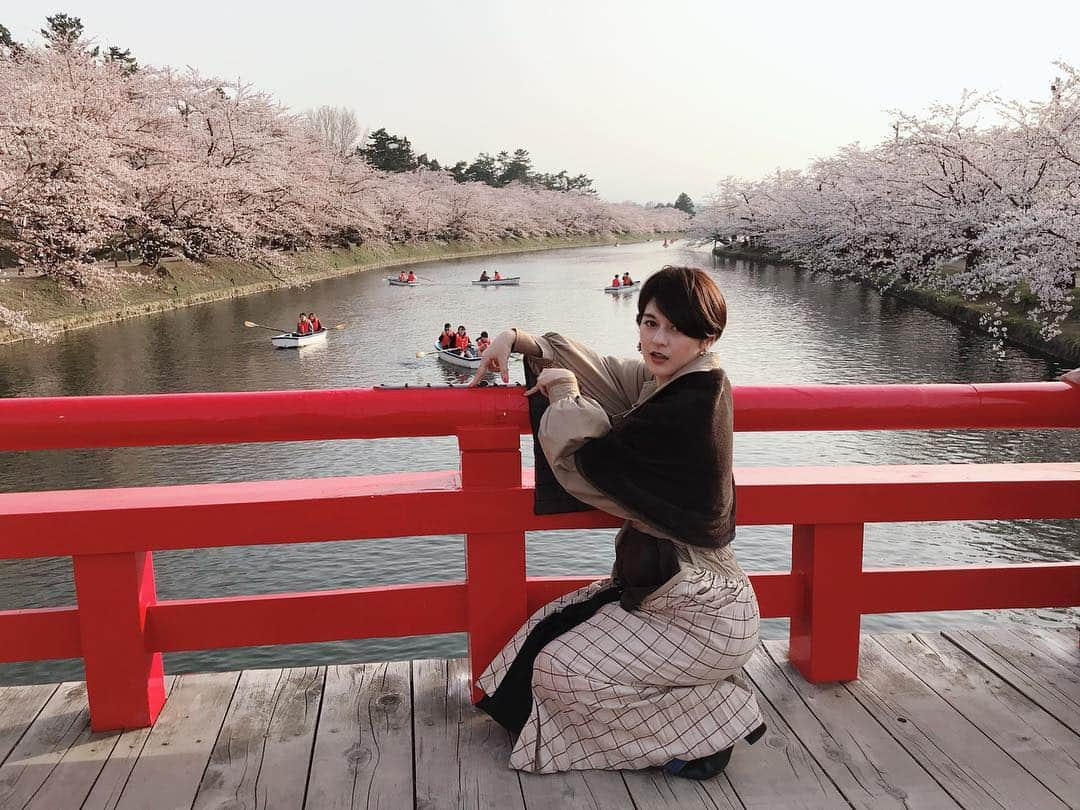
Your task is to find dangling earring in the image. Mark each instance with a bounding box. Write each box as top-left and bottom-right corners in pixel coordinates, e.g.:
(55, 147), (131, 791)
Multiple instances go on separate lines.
(637, 342), (641, 352)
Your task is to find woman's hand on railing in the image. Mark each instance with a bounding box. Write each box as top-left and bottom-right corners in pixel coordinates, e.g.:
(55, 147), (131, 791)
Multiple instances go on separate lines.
(469, 329), (516, 386)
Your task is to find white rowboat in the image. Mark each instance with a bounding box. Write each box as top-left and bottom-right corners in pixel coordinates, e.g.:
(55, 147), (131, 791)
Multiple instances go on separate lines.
(604, 281), (640, 294)
(471, 277), (521, 286)
(387, 278), (419, 286)
(271, 330), (328, 349)
(432, 342), (481, 369)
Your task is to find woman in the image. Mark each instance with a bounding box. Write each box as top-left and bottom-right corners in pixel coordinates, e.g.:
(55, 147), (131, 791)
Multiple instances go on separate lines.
(468, 266), (764, 778)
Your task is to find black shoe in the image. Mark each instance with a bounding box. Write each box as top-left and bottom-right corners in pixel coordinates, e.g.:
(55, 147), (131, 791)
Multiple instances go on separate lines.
(664, 746), (733, 780)
(663, 723), (767, 780)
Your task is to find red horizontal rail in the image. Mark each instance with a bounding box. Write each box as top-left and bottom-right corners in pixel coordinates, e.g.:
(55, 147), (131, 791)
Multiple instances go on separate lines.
(3, 561), (1077, 664)
(0, 606), (81, 663)
(859, 564), (1080, 613)
(145, 582), (469, 652)
(2, 464), (1076, 559)
(1, 382), (1076, 451)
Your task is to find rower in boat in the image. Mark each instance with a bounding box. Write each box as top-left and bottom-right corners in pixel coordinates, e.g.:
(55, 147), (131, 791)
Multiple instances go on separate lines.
(309, 311), (323, 332)
(493, 270), (503, 281)
(621, 272), (633, 286)
(610, 274), (621, 288)
(479, 270), (490, 282)
(437, 323), (455, 349)
(407, 270), (417, 283)
(455, 325), (475, 357)
(476, 331), (491, 354)
(296, 313), (312, 335)
(398, 270), (408, 282)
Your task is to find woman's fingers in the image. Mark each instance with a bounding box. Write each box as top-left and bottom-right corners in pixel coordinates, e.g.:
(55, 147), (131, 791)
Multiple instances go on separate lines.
(468, 350), (511, 387)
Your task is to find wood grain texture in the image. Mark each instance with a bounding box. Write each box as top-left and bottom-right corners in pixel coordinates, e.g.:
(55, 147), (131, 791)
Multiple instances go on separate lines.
(847, 636), (1067, 809)
(193, 667), (322, 810)
(304, 661), (412, 810)
(759, 640), (959, 808)
(413, 657), (525, 810)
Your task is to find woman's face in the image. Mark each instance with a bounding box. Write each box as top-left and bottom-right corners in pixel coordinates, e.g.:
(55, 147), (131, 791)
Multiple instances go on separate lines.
(638, 302), (709, 385)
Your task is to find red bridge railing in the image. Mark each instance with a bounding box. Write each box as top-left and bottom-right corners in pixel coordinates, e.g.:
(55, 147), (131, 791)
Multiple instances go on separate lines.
(1, 382), (1078, 731)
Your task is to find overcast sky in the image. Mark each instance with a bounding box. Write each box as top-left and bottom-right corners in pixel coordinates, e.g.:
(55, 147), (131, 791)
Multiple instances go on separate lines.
(7, 2), (1080, 205)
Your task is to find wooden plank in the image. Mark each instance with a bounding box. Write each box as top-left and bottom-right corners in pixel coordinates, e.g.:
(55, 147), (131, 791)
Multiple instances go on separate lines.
(413, 657), (524, 810)
(1027, 626), (1080, 668)
(620, 768), (742, 810)
(943, 628), (1080, 734)
(846, 636), (1068, 809)
(0, 682), (59, 765)
(721, 660), (850, 809)
(305, 661), (412, 810)
(0, 681), (116, 808)
(192, 667), (322, 810)
(878, 634), (1080, 808)
(82, 677), (178, 810)
(759, 640), (959, 808)
(519, 769), (636, 810)
(113, 671), (239, 810)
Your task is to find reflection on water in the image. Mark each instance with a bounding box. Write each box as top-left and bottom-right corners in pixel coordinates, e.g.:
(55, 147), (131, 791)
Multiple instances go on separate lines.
(0, 243), (1076, 684)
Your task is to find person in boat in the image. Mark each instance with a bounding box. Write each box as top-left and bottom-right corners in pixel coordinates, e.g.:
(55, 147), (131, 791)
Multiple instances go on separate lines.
(622, 272), (633, 286)
(296, 313), (312, 335)
(308, 312), (323, 332)
(407, 270), (417, 283)
(610, 274), (621, 288)
(494, 270), (503, 281)
(398, 270), (408, 282)
(467, 266), (763, 778)
(476, 331), (491, 354)
(480, 270), (490, 282)
(437, 323), (455, 349)
(454, 324), (474, 357)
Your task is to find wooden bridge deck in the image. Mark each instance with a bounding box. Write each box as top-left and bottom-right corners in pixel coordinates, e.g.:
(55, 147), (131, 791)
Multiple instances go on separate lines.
(0, 627), (1076, 809)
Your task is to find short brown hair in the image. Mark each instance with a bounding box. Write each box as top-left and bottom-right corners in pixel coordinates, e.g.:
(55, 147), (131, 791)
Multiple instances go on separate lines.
(636, 266), (727, 340)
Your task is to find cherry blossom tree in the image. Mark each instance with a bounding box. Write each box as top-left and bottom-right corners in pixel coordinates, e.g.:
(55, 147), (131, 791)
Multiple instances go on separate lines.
(692, 64), (1080, 341)
(0, 31), (686, 336)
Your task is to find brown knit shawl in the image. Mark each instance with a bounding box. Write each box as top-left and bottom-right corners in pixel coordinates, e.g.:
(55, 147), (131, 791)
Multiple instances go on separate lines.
(574, 368), (736, 549)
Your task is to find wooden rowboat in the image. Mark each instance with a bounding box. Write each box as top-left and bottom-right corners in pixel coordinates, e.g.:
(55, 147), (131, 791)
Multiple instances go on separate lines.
(470, 277), (521, 286)
(604, 281), (640, 294)
(432, 342), (481, 369)
(271, 330), (328, 349)
(387, 278), (419, 286)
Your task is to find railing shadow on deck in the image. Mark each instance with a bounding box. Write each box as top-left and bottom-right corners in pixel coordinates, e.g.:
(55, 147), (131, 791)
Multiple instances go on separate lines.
(0, 381), (1078, 731)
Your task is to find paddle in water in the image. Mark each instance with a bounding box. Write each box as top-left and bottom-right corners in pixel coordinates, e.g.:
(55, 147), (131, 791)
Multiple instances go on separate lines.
(243, 320), (292, 333)
(245, 321), (345, 334)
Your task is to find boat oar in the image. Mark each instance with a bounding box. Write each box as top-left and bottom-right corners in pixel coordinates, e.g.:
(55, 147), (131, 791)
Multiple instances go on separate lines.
(244, 320), (292, 333)
(414, 349), (520, 363)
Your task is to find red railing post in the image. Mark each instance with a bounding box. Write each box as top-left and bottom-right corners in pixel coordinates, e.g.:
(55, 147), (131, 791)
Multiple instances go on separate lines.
(459, 427), (527, 702)
(788, 523), (864, 682)
(72, 552), (165, 731)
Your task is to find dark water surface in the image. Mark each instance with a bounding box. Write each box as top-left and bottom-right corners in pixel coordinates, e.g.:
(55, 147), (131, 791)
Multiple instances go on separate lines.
(1, 242), (1076, 684)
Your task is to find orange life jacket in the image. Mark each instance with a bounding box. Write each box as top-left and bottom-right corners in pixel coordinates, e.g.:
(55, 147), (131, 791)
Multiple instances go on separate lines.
(455, 333), (470, 351)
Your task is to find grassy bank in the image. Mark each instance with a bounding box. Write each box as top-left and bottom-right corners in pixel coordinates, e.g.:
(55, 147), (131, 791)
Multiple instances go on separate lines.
(712, 245), (1080, 365)
(0, 233), (677, 345)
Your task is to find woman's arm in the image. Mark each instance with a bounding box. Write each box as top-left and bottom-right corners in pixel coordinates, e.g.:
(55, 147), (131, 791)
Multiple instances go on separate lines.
(470, 328), (647, 414)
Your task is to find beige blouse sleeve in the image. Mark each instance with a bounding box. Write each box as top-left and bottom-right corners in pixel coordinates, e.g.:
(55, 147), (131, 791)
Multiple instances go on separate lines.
(530, 333), (648, 416)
